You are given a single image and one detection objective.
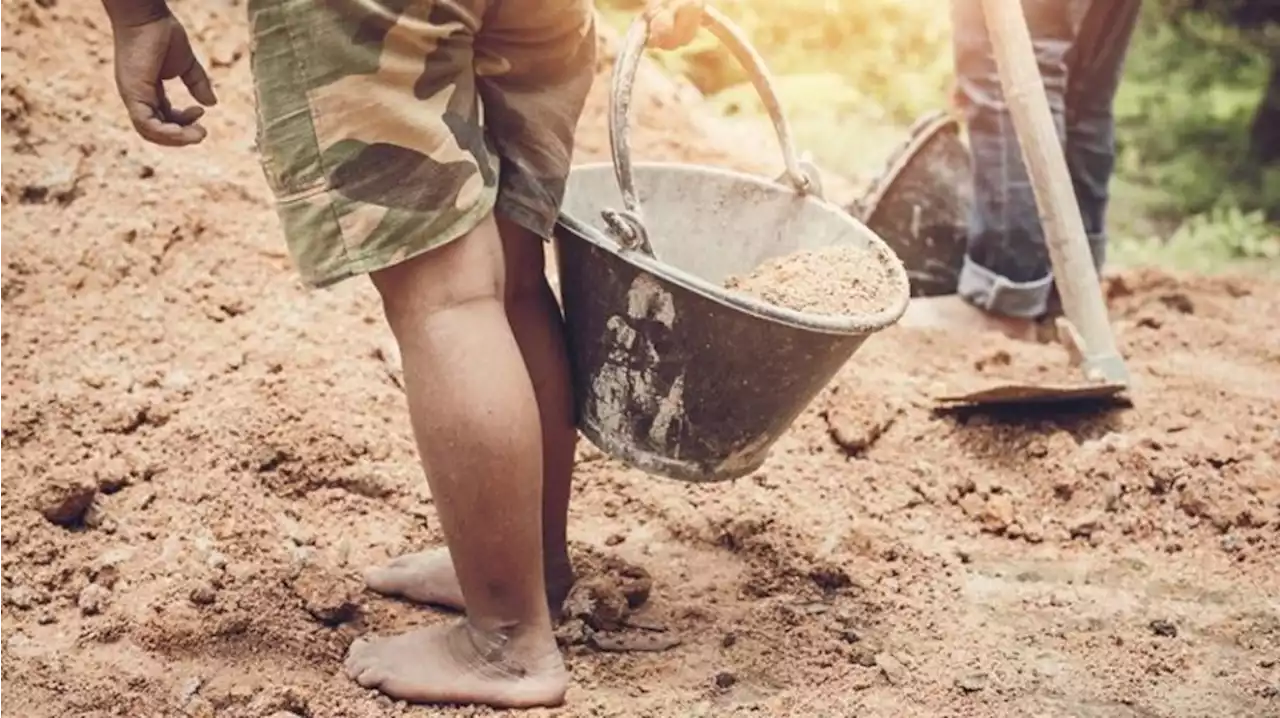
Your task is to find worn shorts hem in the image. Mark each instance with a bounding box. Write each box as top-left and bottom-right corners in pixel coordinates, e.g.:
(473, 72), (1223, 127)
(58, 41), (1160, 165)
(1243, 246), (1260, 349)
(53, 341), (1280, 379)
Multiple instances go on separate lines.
(495, 195), (558, 241)
(289, 193), (498, 290)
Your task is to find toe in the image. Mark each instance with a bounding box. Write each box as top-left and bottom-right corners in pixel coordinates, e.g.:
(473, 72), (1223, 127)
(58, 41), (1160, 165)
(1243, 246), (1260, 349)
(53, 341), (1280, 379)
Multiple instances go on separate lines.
(343, 638), (375, 678)
(366, 552), (441, 594)
(354, 664), (386, 689)
(364, 566), (404, 593)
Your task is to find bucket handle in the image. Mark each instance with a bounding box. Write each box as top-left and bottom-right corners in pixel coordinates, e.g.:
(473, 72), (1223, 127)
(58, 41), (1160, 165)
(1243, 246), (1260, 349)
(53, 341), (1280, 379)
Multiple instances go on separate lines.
(603, 6), (815, 256)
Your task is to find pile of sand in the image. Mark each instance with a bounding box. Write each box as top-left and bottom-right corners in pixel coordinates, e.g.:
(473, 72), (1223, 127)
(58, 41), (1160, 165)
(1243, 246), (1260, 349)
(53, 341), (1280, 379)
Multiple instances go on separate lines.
(723, 244), (904, 317)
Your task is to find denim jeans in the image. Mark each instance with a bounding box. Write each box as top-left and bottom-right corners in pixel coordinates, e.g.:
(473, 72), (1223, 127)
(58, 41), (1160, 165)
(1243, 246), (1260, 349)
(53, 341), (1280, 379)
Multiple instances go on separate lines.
(952, 0), (1142, 318)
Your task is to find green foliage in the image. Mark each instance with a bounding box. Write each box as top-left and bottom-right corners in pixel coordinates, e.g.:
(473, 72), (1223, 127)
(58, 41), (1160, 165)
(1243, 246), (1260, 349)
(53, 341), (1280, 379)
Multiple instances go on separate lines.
(1114, 4), (1279, 220)
(1112, 205), (1280, 276)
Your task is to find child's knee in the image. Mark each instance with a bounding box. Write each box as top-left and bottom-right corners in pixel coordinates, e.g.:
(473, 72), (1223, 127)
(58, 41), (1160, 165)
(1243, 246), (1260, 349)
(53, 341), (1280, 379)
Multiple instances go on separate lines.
(372, 216), (507, 325)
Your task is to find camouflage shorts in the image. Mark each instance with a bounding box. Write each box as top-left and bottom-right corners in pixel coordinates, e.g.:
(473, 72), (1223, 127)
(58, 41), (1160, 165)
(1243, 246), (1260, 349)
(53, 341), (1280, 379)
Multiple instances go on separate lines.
(247, 0), (597, 288)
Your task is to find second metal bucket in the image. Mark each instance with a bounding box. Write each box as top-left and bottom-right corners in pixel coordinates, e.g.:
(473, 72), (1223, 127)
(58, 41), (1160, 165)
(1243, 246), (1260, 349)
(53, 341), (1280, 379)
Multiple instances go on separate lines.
(850, 110), (973, 298)
(553, 9), (910, 483)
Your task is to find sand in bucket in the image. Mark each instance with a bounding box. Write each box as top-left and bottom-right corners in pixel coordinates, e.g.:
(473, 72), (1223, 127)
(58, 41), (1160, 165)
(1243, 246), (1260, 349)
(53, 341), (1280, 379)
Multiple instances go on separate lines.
(722, 244), (905, 317)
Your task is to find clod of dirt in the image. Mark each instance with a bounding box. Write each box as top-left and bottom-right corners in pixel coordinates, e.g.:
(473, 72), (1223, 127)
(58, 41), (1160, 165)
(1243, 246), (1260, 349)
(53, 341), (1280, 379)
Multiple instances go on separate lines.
(247, 686), (312, 717)
(77, 583), (111, 616)
(848, 668), (879, 691)
(4, 585), (45, 609)
(978, 494), (1017, 535)
(875, 652), (909, 685)
(956, 672), (988, 693)
(1159, 292), (1196, 314)
(182, 696), (215, 718)
(188, 582), (218, 606)
(717, 517), (771, 551)
(1022, 523), (1046, 543)
(808, 562), (854, 592)
(850, 637), (883, 667)
(555, 618), (590, 647)
(19, 160), (85, 206)
(1149, 619), (1179, 638)
(615, 567), (653, 609)
(1070, 513), (1103, 539)
(560, 551), (659, 640)
(90, 563), (119, 590)
(176, 676), (203, 705)
(290, 565), (361, 627)
(568, 551), (654, 613)
(93, 461), (130, 494)
(88, 548), (131, 589)
(564, 577), (630, 632)
(722, 244), (902, 317)
(825, 392), (901, 456)
(35, 469), (98, 527)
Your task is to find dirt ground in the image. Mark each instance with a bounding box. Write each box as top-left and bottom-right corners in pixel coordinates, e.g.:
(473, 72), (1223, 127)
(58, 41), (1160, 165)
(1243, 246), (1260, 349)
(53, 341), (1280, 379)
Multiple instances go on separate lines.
(3, 2), (1279, 717)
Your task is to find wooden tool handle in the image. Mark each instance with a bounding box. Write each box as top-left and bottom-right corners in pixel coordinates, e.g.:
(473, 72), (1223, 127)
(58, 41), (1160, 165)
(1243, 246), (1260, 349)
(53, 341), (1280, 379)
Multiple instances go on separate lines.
(980, 0), (1128, 385)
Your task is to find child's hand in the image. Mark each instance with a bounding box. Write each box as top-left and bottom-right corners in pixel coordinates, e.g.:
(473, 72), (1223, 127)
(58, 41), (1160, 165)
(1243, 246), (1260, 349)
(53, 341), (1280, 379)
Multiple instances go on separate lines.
(644, 0), (704, 51)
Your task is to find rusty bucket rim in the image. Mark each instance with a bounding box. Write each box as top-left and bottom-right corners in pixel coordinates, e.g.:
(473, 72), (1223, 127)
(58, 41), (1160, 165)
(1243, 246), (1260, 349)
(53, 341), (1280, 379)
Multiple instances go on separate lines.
(556, 160), (912, 337)
(855, 109), (965, 223)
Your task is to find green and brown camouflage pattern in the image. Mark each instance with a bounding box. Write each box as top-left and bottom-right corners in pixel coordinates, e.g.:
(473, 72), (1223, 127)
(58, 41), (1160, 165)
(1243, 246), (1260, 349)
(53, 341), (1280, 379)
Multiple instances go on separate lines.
(247, 0), (596, 288)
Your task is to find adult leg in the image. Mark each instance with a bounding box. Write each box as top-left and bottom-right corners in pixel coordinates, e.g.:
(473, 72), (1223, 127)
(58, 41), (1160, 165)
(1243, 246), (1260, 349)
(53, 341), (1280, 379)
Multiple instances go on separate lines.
(1062, 0), (1143, 276)
(365, 0), (593, 615)
(366, 219), (578, 613)
(901, 0), (1081, 338)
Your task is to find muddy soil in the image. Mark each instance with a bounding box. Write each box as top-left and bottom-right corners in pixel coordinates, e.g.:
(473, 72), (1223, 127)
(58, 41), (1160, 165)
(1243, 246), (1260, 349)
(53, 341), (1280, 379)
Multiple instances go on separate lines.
(3, 2), (1279, 717)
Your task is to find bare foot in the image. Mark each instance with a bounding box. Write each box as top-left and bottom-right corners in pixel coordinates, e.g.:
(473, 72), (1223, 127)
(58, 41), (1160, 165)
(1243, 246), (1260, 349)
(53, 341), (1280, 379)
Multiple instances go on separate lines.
(345, 621), (568, 708)
(898, 294), (1040, 342)
(366, 548), (575, 615)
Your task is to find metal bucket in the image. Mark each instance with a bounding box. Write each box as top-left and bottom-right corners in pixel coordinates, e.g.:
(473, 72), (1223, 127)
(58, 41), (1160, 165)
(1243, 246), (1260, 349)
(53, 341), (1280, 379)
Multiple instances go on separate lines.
(850, 110), (972, 297)
(552, 9), (910, 483)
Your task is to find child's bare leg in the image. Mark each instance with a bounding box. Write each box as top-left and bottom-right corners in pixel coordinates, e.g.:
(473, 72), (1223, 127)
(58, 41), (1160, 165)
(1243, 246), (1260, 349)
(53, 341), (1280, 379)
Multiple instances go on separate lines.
(366, 217), (577, 614)
(344, 214), (566, 708)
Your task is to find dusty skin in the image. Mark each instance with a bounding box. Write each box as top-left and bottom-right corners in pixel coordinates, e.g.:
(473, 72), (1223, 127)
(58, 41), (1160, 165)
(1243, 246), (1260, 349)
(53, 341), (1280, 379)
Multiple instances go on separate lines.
(3, 2), (1280, 717)
(364, 548), (576, 616)
(344, 622), (571, 709)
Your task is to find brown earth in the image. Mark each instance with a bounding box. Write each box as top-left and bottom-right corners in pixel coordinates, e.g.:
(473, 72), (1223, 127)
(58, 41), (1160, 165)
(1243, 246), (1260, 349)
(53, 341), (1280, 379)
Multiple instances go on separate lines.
(3, 2), (1279, 718)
